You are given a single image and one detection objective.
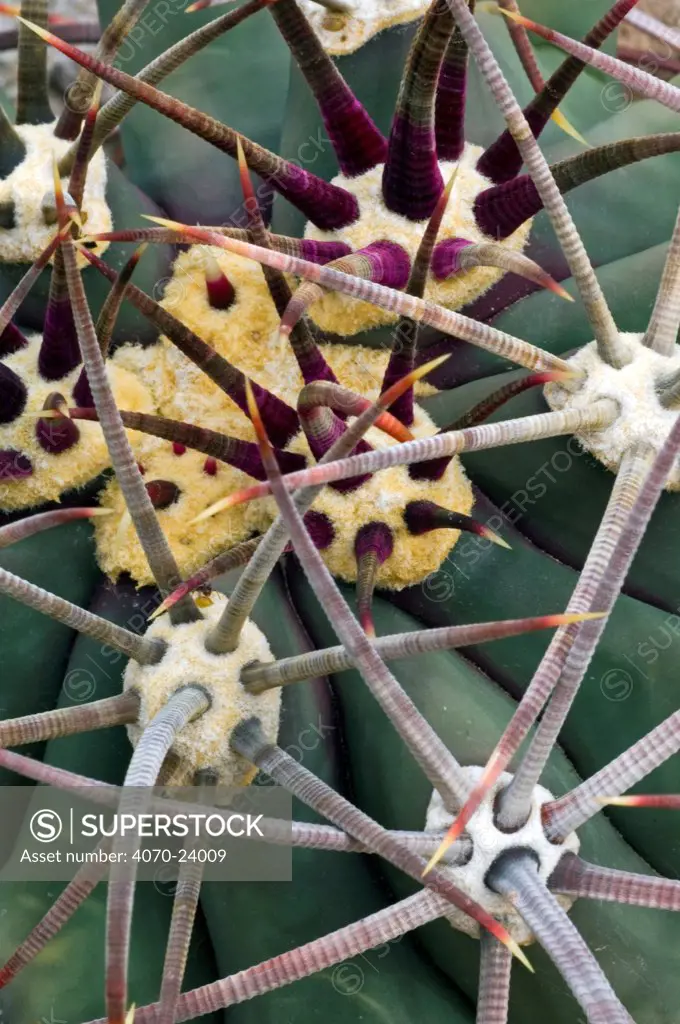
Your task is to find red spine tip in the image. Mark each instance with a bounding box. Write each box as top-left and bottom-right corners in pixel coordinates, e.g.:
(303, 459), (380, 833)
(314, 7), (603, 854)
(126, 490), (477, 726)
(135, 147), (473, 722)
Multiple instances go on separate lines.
(360, 611), (376, 638)
(204, 255), (236, 311)
(172, 442), (187, 456)
(203, 457), (218, 476)
(145, 479), (181, 510)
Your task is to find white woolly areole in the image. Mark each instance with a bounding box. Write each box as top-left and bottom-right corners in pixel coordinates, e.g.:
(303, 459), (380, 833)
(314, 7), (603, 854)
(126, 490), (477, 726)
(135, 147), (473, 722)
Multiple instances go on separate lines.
(299, 0), (429, 54)
(304, 144), (531, 335)
(544, 333), (680, 491)
(425, 767), (580, 944)
(124, 594), (279, 786)
(0, 123), (111, 265)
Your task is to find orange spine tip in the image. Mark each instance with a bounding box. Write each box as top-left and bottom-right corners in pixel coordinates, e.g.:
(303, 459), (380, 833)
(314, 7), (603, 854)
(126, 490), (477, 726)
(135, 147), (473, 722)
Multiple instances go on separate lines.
(148, 593), (179, 622)
(537, 370), (579, 385)
(423, 832), (456, 876)
(237, 137), (257, 207)
(51, 156), (67, 226)
(87, 79), (104, 118)
(545, 278), (574, 302)
(16, 16), (62, 47)
(429, 170), (457, 227)
(379, 355), (450, 408)
(476, 915), (532, 972)
(479, 526), (511, 550)
(245, 380), (269, 449)
(189, 482), (269, 524)
(505, 937), (533, 972)
(374, 410), (414, 443)
(148, 596), (174, 622)
(424, 758), (504, 875)
(545, 611), (606, 628)
(360, 612), (376, 638)
(601, 794), (680, 809)
(143, 214), (193, 234)
(497, 7), (534, 30)
(130, 242), (148, 265)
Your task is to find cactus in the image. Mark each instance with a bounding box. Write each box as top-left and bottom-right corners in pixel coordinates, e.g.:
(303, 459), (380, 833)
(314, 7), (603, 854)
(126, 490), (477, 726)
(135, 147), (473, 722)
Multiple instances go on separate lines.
(0, 1), (680, 1022)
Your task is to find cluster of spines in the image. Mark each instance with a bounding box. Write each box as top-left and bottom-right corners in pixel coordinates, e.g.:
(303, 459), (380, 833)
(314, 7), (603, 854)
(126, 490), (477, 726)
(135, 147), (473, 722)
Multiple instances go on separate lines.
(1, 0), (676, 503)
(0, 3), (680, 1024)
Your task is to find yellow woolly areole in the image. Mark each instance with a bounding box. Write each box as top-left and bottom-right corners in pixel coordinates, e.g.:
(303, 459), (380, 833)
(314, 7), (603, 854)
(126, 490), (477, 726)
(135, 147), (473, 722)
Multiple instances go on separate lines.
(0, 123), (111, 265)
(111, 339), (181, 426)
(111, 244), (435, 437)
(299, 0), (429, 54)
(94, 246), (465, 587)
(0, 335), (153, 510)
(285, 406), (473, 589)
(123, 594), (279, 786)
(95, 440), (270, 586)
(544, 333), (680, 491)
(143, 245), (436, 424)
(304, 145), (532, 335)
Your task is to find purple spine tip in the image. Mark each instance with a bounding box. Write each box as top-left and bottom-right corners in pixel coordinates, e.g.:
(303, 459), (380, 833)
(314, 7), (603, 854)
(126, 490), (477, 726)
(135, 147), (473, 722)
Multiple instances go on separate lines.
(431, 237), (474, 279)
(0, 449), (32, 479)
(246, 382), (300, 450)
(380, 340), (416, 428)
(38, 299), (82, 381)
(0, 322), (29, 359)
(405, 499), (473, 532)
(302, 408), (372, 492)
(36, 392), (80, 455)
(360, 242), (411, 290)
(297, 240), (352, 264)
(408, 454), (451, 482)
(476, 107), (546, 185)
(473, 178), (542, 240)
(317, 87), (388, 178)
(0, 363), (27, 424)
(299, 349), (339, 387)
(354, 520), (394, 564)
(276, 166), (360, 231)
(382, 0), (454, 221)
(382, 117), (444, 221)
(146, 479), (181, 510)
(435, 36), (468, 162)
(271, 0), (386, 178)
(220, 441), (306, 483)
(72, 367), (95, 409)
(303, 510), (335, 551)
